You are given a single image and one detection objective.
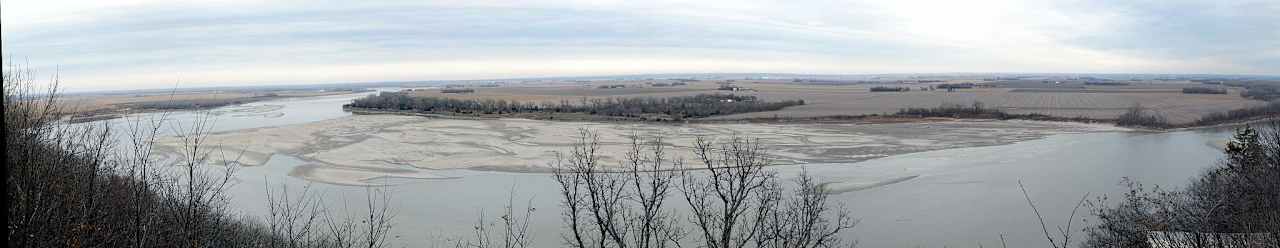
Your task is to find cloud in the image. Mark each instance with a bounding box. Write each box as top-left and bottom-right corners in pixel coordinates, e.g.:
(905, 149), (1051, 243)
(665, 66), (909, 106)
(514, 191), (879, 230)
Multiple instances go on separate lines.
(2, 0), (1277, 91)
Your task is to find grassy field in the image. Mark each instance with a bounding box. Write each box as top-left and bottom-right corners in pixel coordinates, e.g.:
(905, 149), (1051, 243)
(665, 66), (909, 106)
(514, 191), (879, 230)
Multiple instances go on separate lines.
(402, 79), (1266, 124)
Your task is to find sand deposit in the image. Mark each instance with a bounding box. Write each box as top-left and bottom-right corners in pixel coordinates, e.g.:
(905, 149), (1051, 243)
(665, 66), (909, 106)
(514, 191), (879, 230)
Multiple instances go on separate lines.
(152, 115), (1124, 185)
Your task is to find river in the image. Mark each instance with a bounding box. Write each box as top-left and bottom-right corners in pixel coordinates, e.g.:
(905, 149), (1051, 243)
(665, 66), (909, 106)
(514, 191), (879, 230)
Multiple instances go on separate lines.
(86, 92), (1240, 247)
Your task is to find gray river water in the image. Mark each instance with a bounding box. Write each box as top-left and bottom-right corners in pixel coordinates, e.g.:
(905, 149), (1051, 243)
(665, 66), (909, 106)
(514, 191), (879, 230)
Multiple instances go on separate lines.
(86, 92), (1241, 247)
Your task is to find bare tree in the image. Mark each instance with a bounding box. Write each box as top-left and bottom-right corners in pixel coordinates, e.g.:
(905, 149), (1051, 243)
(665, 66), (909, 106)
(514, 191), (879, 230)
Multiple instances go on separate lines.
(264, 183), (325, 248)
(624, 134), (685, 248)
(360, 186), (396, 248)
(680, 136), (778, 248)
(681, 136), (855, 248)
(458, 192), (535, 248)
(756, 171), (857, 248)
(554, 129), (627, 248)
(1019, 181), (1088, 248)
(553, 129), (685, 248)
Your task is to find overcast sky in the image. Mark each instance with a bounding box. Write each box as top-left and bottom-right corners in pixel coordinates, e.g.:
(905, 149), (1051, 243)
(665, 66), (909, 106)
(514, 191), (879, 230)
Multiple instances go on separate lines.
(3, 0), (1278, 91)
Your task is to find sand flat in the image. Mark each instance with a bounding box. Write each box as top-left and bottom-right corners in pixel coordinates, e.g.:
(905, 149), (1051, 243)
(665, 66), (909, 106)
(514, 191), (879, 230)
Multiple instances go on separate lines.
(152, 115), (1124, 185)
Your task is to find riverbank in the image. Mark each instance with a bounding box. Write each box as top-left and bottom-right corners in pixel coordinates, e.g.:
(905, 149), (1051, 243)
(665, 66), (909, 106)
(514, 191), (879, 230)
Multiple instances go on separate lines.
(346, 105), (1278, 131)
(65, 90), (368, 123)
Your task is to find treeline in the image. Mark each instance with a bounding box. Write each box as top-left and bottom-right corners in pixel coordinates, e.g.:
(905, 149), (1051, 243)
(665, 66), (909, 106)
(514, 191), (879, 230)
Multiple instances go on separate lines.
(346, 92), (805, 120)
(896, 102), (1016, 119)
(895, 102), (1179, 128)
(1196, 101), (1280, 126)
(870, 86), (909, 92)
(1182, 87), (1228, 94)
(440, 88), (475, 94)
(1115, 104), (1170, 128)
(123, 97), (263, 110)
(1085, 81), (1131, 86)
(1224, 80), (1280, 101)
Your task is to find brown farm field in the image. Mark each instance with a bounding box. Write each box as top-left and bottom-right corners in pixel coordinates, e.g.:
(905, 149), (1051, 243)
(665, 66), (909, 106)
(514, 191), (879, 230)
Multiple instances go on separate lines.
(57, 90), (359, 121)
(404, 80), (1266, 124)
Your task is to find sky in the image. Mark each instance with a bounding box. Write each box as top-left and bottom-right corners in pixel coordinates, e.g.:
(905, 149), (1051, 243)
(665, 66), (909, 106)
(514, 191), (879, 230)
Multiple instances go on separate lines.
(2, 0), (1278, 91)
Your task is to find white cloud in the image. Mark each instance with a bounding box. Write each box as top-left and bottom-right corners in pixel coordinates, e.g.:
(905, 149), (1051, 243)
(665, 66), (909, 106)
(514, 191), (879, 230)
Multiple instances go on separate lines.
(2, 0), (1276, 91)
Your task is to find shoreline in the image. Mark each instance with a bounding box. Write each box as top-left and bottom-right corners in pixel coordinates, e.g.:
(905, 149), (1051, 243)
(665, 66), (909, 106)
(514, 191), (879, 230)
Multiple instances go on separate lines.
(345, 106), (1276, 131)
(66, 91), (369, 123)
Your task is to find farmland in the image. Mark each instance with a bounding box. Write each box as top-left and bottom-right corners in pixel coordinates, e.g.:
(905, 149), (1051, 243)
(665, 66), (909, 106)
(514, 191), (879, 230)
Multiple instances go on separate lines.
(57, 89), (366, 122)
(394, 79), (1268, 124)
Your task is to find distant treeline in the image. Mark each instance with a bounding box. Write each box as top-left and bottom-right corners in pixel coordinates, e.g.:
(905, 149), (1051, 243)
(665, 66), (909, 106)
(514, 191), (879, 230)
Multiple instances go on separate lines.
(896, 102), (1178, 128)
(649, 82), (687, 87)
(896, 102), (1019, 119)
(1085, 81), (1131, 86)
(1182, 87), (1228, 94)
(869, 86), (909, 92)
(1195, 101), (1280, 126)
(936, 83), (975, 89)
(123, 97), (265, 110)
(440, 88), (475, 94)
(896, 100), (1279, 129)
(1225, 81), (1280, 101)
(346, 92), (805, 120)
